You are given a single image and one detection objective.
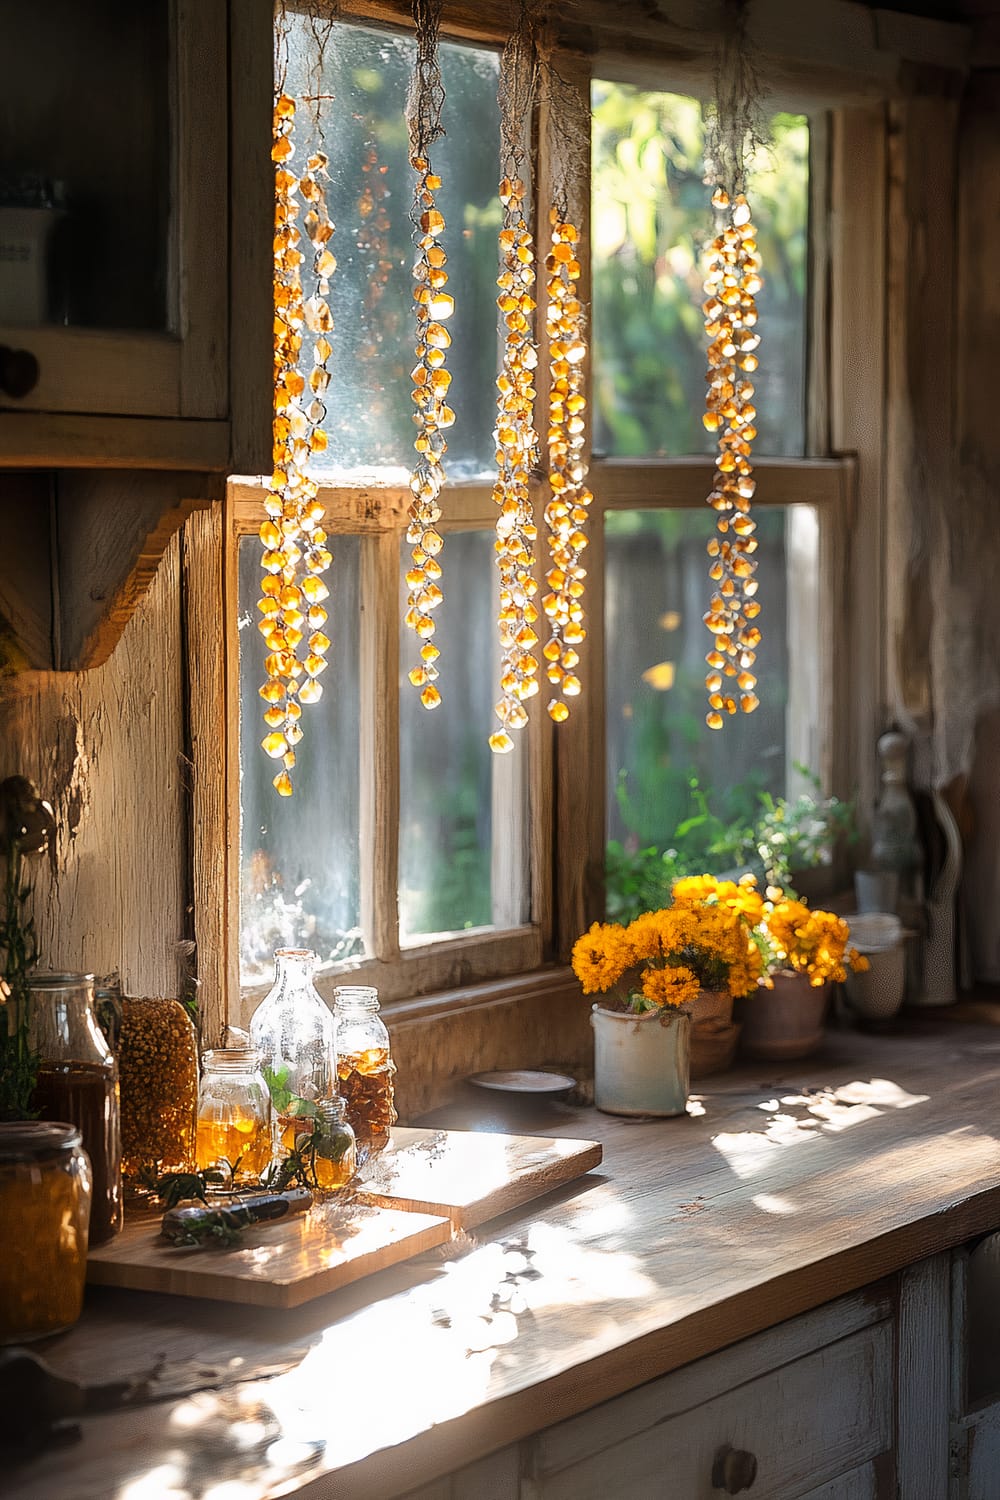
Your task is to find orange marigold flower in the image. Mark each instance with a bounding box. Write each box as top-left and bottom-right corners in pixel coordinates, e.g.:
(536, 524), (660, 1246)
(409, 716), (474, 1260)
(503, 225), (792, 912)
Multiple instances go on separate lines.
(640, 964), (700, 1009)
(571, 921), (634, 994)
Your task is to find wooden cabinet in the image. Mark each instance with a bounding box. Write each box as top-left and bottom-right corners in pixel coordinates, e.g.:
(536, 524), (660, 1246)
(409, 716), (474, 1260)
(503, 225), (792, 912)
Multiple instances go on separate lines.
(0, 0), (272, 669)
(402, 1289), (896, 1500)
(0, 0), (229, 463)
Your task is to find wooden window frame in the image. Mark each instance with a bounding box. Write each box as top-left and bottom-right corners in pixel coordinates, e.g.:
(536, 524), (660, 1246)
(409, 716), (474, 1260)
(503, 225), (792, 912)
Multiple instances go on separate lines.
(187, 5), (889, 1046)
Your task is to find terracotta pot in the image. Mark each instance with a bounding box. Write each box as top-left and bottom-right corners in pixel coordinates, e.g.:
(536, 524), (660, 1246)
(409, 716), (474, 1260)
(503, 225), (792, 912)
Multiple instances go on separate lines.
(590, 1004), (690, 1117)
(690, 989), (740, 1079)
(739, 973), (830, 1061)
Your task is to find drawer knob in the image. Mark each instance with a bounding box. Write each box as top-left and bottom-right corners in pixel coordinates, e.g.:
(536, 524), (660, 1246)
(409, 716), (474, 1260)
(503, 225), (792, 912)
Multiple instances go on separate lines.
(712, 1445), (758, 1493)
(0, 345), (40, 399)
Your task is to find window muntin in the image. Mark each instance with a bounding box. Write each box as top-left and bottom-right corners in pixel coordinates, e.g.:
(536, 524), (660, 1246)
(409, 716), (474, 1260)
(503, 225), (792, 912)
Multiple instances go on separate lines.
(280, 16), (501, 477)
(591, 82), (809, 459)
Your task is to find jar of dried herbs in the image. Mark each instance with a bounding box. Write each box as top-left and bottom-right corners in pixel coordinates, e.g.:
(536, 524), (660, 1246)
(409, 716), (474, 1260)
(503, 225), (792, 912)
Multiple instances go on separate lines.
(0, 1121), (91, 1344)
(332, 986), (396, 1156)
(118, 996), (198, 1186)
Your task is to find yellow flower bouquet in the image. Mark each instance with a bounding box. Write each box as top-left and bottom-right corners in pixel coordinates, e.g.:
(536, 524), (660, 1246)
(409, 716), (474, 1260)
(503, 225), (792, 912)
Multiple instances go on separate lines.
(763, 897), (868, 986)
(572, 898), (763, 1016)
(670, 872), (867, 986)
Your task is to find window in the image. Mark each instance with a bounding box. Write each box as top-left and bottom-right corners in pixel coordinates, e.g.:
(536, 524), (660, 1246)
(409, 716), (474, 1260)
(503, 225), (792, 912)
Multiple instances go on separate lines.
(588, 82), (831, 921)
(201, 7), (866, 1029)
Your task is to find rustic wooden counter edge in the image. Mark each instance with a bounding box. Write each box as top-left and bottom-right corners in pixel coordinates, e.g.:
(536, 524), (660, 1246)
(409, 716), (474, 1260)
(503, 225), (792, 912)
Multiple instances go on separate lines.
(11, 1024), (1000, 1500)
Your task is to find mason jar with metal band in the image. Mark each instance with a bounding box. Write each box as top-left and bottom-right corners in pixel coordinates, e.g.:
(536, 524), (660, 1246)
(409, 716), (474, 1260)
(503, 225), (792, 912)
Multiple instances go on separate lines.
(29, 971), (123, 1243)
(332, 986), (396, 1156)
(0, 1121), (92, 1344)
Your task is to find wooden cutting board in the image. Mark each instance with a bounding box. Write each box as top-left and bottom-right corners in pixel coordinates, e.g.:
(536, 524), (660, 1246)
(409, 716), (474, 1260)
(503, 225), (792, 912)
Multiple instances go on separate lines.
(357, 1127), (603, 1229)
(87, 1199), (450, 1309)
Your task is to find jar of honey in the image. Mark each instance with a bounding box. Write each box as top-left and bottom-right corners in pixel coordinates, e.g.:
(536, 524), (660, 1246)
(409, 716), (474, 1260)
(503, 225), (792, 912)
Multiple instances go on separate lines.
(196, 1048), (272, 1184)
(332, 986), (396, 1156)
(0, 1121), (92, 1344)
(29, 972), (123, 1243)
(309, 1096), (356, 1191)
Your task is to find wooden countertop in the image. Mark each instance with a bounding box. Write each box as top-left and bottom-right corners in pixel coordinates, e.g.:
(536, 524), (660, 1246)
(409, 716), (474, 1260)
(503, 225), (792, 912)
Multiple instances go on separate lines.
(11, 1023), (1000, 1500)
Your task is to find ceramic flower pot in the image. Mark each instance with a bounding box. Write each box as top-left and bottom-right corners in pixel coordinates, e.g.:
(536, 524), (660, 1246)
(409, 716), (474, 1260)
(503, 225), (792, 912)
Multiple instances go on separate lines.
(739, 973), (830, 1061)
(590, 1004), (690, 1117)
(689, 988), (740, 1079)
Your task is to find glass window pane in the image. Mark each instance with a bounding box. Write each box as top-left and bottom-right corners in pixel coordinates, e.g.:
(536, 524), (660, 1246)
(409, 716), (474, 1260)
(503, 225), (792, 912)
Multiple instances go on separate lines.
(591, 83), (808, 458)
(238, 535), (364, 983)
(605, 506), (820, 918)
(281, 18), (501, 476)
(398, 529), (528, 940)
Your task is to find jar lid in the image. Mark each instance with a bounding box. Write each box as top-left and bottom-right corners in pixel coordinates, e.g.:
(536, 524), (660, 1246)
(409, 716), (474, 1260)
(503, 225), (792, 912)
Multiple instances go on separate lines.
(333, 985), (379, 1009)
(0, 1120), (82, 1161)
(202, 1046), (264, 1072)
(27, 972), (96, 990)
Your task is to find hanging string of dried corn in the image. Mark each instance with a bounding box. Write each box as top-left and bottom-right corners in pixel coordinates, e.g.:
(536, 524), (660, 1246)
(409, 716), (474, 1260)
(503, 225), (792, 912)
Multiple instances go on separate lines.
(490, 1), (541, 755)
(404, 0), (452, 711)
(539, 56), (592, 724)
(260, 11), (336, 796)
(702, 0), (765, 730)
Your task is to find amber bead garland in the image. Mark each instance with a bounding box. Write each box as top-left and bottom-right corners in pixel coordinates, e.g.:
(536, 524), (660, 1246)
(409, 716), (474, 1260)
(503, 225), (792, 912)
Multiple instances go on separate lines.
(261, 94), (334, 797)
(702, 187), (763, 730)
(404, 158), (452, 711)
(542, 209), (591, 723)
(490, 173), (540, 755)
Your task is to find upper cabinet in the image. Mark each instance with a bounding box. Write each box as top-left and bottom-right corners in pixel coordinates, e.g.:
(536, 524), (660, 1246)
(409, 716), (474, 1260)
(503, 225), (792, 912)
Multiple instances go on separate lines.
(0, 0), (231, 469)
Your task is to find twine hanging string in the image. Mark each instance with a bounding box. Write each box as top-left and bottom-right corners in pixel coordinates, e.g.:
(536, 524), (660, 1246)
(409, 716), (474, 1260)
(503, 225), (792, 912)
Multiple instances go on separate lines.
(537, 44), (593, 724)
(701, 0), (767, 730)
(489, 1), (542, 754)
(403, 0), (452, 711)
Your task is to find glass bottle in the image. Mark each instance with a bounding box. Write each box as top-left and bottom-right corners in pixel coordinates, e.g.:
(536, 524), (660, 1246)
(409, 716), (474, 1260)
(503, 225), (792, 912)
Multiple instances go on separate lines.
(309, 1096), (356, 1191)
(196, 1048), (272, 1184)
(249, 949), (336, 1155)
(119, 996), (199, 1185)
(0, 1121), (92, 1344)
(332, 986), (396, 1156)
(28, 972), (123, 1244)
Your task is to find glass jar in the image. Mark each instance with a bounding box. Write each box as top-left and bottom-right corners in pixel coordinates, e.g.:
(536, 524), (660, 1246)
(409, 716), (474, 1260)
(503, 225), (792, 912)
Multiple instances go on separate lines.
(29, 972), (123, 1244)
(0, 1121), (92, 1344)
(196, 1048), (272, 1184)
(309, 1096), (356, 1191)
(119, 996), (199, 1185)
(332, 986), (396, 1156)
(249, 949), (337, 1155)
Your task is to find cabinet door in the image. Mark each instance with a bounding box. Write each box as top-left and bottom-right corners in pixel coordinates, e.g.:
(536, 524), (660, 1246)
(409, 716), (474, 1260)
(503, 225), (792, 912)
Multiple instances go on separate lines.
(0, 0), (227, 424)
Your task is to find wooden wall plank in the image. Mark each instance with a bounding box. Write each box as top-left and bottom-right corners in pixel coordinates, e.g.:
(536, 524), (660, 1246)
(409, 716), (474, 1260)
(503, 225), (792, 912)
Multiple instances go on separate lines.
(183, 502), (231, 1045)
(829, 106), (887, 817)
(0, 530), (187, 998)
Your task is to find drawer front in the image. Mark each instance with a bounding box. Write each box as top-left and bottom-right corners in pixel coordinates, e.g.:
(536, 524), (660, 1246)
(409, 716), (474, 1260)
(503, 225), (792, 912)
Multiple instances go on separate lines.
(526, 1322), (893, 1500)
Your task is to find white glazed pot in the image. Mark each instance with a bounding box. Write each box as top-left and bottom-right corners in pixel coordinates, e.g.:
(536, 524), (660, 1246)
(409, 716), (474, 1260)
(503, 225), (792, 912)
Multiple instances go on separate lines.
(590, 1004), (690, 1117)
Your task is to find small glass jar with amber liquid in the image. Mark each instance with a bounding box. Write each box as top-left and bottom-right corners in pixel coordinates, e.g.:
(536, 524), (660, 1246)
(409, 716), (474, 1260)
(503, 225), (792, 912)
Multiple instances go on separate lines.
(309, 1096), (356, 1192)
(332, 986), (396, 1157)
(196, 1048), (272, 1184)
